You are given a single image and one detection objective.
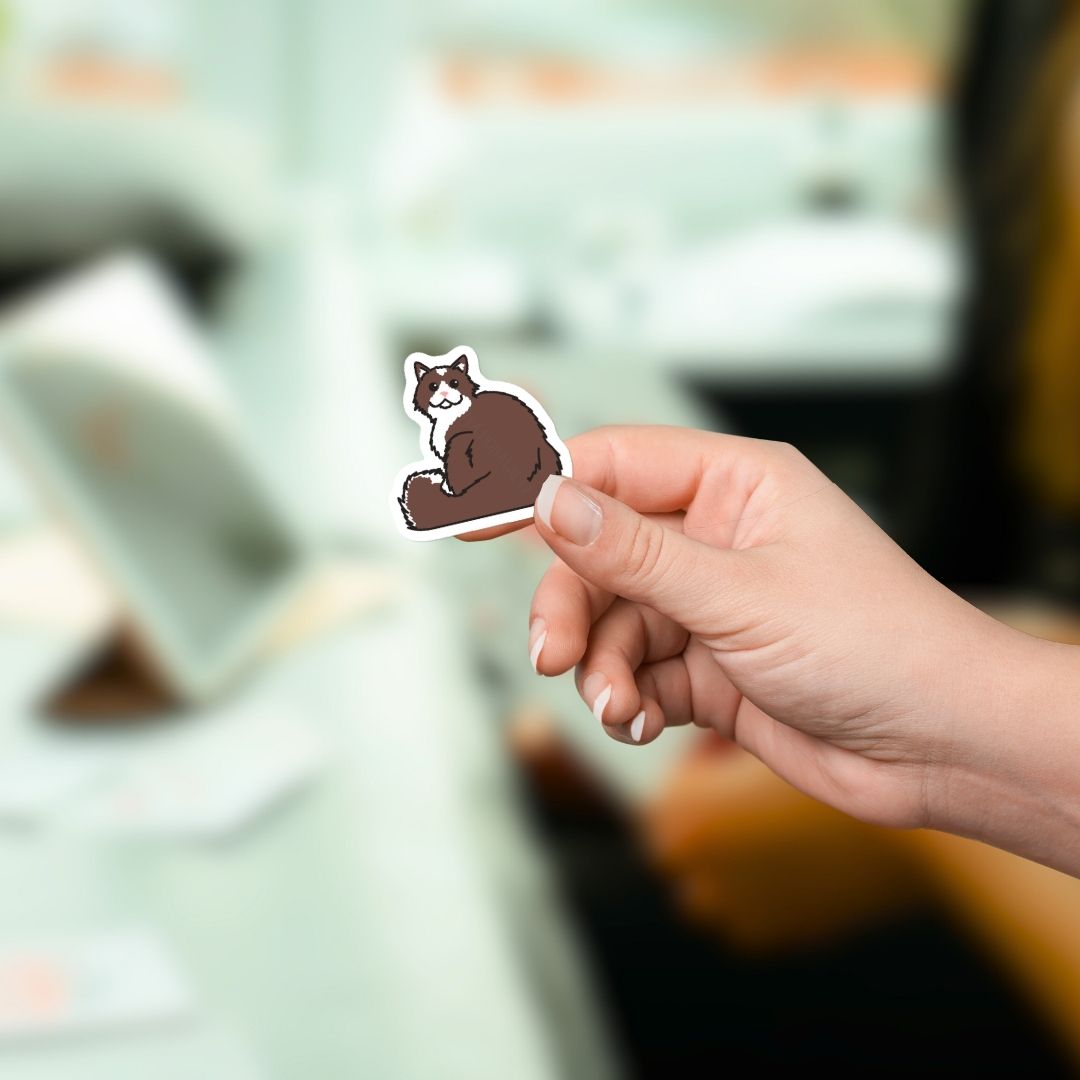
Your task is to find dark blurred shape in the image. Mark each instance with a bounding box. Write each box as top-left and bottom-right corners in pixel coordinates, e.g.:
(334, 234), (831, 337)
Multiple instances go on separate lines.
(914, 0), (1080, 598)
(44, 632), (174, 722)
(519, 739), (1073, 1078)
(0, 249), (233, 327)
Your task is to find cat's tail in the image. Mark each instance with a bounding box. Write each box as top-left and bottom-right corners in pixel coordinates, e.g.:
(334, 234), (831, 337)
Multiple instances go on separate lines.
(401, 470), (531, 532)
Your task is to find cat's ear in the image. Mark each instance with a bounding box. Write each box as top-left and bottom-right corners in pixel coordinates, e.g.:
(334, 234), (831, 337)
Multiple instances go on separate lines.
(451, 354), (469, 374)
(413, 361), (430, 382)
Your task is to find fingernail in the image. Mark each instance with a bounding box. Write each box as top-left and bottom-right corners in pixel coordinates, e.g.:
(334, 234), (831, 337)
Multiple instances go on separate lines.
(536, 476), (602, 546)
(583, 673), (611, 722)
(528, 618), (547, 673)
(614, 710), (647, 744)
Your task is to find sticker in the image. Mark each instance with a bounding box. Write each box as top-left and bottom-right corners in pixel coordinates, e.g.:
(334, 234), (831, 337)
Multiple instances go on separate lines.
(393, 346), (572, 540)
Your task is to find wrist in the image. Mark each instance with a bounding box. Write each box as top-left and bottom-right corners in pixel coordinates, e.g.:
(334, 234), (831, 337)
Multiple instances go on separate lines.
(926, 612), (1080, 872)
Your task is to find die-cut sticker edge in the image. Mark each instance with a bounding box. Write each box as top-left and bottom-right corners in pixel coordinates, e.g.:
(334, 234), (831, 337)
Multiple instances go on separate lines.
(391, 345), (572, 542)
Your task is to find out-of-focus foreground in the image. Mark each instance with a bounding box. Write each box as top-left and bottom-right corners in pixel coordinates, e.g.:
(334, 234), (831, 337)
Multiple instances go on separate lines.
(0, 1), (1079, 1077)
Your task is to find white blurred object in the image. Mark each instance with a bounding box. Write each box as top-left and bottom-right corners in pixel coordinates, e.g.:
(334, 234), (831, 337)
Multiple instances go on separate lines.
(2, 253), (231, 417)
(0, 253), (314, 703)
(0, 928), (191, 1041)
(554, 214), (961, 380)
(373, 58), (467, 221)
(380, 79), (940, 243)
(216, 188), (402, 541)
(70, 706), (326, 839)
(0, 529), (112, 634)
(0, 253), (242, 529)
(0, 697), (326, 836)
(656, 216), (956, 325)
(0, 743), (110, 821)
(0, 1025), (263, 1080)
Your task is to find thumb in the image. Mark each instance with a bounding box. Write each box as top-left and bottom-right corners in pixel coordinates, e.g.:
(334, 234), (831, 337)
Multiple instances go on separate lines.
(533, 474), (736, 631)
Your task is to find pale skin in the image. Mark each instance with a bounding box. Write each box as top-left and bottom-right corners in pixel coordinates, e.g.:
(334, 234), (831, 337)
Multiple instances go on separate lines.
(469, 426), (1080, 877)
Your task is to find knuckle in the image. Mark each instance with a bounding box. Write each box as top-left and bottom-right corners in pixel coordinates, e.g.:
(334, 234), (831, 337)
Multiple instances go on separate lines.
(767, 439), (802, 464)
(620, 516), (669, 593)
(762, 439), (823, 485)
(635, 666), (659, 701)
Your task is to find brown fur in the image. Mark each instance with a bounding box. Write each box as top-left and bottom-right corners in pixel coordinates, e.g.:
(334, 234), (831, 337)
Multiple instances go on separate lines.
(399, 356), (562, 531)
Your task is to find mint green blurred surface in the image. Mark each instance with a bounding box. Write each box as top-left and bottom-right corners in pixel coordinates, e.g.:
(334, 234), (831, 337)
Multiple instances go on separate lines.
(0, 581), (612, 1079)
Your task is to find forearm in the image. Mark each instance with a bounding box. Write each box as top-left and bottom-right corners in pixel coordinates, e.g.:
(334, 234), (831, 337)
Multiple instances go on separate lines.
(928, 617), (1080, 875)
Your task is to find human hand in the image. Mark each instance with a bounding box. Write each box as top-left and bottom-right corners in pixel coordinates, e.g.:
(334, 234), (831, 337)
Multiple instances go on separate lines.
(521, 426), (1080, 871)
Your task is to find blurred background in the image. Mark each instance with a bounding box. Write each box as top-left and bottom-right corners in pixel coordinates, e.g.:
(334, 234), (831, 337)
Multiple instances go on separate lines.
(1, 0), (1080, 1077)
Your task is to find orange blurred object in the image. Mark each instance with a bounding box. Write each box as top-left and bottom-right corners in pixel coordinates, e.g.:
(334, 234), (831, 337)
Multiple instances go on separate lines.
(442, 48), (934, 107)
(39, 57), (181, 104)
(641, 749), (930, 954)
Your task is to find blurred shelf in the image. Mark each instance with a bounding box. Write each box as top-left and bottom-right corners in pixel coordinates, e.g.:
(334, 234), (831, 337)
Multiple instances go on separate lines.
(386, 216), (960, 387)
(0, 99), (278, 263)
(554, 215), (961, 385)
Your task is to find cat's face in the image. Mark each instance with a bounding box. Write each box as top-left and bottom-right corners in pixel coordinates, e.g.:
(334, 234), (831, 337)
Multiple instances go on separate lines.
(413, 355), (479, 417)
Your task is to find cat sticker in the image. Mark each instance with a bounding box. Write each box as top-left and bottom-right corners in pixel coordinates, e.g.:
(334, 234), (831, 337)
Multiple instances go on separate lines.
(393, 346), (572, 540)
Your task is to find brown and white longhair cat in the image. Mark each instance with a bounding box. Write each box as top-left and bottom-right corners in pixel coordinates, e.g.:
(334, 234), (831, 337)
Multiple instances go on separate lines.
(398, 350), (565, 533)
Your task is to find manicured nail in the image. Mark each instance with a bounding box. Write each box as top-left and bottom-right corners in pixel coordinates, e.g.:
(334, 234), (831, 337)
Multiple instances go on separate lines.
(535, 476), (602, 546)
(614, 710), (647, 744)
(582, 673), (611, 722)
(528, 618), (547, 673)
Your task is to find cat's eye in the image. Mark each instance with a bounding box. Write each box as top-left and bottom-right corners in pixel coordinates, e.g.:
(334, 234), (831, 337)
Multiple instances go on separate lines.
(449, 379), (459, 388)
(429, 382), (438, 391)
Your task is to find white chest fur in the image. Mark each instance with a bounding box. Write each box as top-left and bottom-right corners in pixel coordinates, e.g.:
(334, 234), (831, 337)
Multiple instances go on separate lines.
(429, 397), (472, 458)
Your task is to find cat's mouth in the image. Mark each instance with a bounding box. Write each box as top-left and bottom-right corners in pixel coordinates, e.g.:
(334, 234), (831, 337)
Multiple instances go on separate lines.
(430, 395), (463, 410)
